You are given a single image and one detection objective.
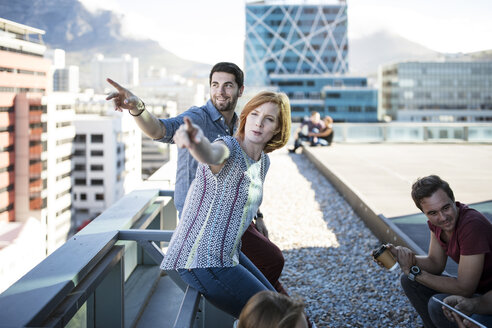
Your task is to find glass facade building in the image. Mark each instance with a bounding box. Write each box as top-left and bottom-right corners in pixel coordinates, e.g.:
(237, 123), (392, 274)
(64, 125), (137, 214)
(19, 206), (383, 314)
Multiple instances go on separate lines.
(269, 74), (378, 121)
(380, 61), (492, 122)
(245, 1), (348, 87)
(244, 1), (378, 122)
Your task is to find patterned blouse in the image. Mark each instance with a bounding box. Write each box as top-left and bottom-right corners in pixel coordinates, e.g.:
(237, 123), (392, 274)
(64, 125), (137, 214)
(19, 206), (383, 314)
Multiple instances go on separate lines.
(160, 136), (270, 270)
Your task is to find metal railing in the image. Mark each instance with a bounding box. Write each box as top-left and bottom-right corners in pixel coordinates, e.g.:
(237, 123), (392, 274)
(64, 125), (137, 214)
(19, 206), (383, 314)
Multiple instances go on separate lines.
(331, 122), (492, 143)
(0, 187), (233, 327)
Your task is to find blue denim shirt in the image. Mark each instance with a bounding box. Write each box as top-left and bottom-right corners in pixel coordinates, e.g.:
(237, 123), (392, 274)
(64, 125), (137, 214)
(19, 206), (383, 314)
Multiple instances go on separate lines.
(155, 100), (238, 214)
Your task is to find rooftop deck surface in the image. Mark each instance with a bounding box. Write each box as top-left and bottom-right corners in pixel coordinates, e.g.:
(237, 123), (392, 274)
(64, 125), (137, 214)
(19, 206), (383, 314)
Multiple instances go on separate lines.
(303, 143), (492, 219)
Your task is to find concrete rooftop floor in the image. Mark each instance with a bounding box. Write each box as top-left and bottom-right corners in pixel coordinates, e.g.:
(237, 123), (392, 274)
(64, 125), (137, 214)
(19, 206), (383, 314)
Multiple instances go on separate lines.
(304, 143), (492, 219)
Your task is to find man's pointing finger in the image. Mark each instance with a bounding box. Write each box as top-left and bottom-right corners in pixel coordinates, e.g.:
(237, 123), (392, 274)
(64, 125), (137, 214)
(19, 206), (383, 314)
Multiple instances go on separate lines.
(106, 78), (123, 91)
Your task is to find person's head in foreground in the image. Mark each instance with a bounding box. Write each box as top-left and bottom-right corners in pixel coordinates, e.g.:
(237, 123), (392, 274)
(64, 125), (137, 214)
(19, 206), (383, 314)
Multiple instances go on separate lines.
(238, 291), (308, 328)
(236, 91), (291, 153)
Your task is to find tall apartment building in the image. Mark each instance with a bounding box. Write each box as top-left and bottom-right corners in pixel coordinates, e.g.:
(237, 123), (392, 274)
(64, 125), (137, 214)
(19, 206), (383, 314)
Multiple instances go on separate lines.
(0, 17), (50, 224)
(379, 61), (492, 122)
(72, 112), (142, 227)
(0, 18), (76, 292)
(245, 1), (378, 122)
(43, 93), (76, 253)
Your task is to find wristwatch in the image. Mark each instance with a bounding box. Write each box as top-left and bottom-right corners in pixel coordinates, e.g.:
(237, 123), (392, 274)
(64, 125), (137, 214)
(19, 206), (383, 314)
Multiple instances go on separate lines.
(130, 100), (146, 116)
(408, 265), (421, 281)
(136, 100), (145, 111)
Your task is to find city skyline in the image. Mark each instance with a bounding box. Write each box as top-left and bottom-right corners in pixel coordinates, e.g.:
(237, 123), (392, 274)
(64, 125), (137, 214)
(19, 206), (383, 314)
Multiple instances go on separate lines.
(80, 0), (492, 66)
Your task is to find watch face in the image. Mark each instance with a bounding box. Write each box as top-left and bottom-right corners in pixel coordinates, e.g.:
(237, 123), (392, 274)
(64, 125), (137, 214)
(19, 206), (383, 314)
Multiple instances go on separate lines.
(411, 266), (421, 275)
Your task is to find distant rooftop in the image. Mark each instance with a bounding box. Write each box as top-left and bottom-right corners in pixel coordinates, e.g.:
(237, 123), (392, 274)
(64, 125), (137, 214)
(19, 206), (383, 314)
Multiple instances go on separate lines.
(246, 0), (345, 5)
(0, 17), (45, 36)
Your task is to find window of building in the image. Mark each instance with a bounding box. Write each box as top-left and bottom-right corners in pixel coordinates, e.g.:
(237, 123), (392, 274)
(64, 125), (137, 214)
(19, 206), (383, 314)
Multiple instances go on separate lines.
(91, 150), (104, 157)
(75, 178), (86, 186)
(91, 179), (103, 186)
(81, 193), (87, 200)
(74, 164), (86, 171)
(91, 134), (103, 143)
(74, 149), (85, 156)
(74, 134), (86, 143)
(91, 164), (103, 171)
(95, 193), (104, 201)
(349, 106), (362, 112)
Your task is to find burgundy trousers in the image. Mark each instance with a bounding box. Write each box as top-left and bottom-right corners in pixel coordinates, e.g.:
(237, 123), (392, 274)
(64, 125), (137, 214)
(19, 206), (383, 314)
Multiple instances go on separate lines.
(241, 222), (288, 296)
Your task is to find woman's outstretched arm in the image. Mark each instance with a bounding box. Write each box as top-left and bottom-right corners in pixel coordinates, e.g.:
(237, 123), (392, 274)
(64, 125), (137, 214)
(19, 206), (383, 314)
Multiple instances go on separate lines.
(173, 117), (230, 173)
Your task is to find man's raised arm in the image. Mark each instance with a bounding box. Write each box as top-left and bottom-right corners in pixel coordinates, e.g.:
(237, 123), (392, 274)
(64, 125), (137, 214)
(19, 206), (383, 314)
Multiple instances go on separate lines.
(106, 78), (166, 140)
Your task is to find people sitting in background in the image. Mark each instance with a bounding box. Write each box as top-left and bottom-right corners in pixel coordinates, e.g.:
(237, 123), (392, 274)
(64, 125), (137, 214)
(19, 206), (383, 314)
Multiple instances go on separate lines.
(289, 111), (326, 153)
(238, 290), (308, 328)
(308, 115), (334, 146)
(442, 290), (492, 328)
(380, 175), (492, 328)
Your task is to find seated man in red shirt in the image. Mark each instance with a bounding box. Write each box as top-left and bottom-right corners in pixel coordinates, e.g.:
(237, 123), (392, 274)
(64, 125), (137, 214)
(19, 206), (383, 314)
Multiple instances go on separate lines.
(385, 175), (492, 328)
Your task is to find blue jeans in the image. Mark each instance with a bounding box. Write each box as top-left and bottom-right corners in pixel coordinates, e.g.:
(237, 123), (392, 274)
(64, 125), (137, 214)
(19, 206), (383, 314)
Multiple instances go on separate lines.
(401, 274), (490, 328)
(429, 293), (492, 328)
(178, 252), (275, 318)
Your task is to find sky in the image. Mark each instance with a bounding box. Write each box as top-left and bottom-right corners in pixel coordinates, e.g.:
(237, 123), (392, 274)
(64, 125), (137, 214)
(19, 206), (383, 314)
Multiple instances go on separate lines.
(80, 0), (492, 67)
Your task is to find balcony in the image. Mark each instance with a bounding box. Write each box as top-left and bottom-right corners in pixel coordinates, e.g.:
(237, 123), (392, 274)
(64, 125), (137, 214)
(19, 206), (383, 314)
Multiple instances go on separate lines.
(0, 122), (491, 327)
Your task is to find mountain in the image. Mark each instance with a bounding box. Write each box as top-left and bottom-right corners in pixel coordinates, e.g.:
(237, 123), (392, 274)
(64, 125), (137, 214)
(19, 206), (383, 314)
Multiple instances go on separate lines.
(0, 0), (211, 87)
(349, 30), (441, 75)
(2, 1), (489, 84)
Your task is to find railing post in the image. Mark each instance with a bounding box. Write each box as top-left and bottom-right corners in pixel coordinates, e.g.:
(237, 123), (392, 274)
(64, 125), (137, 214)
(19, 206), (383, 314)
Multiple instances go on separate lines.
(94, 247), (125, 328)
(162, 197), (178, 231)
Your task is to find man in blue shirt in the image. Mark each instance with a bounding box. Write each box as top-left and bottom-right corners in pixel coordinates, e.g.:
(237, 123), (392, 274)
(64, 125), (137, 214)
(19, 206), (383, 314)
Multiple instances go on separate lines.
(106, 62), (288, 295)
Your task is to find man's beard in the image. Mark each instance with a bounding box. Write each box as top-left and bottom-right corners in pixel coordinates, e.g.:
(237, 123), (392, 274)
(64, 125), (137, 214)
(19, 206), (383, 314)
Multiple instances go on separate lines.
(212, 92), (239, 112)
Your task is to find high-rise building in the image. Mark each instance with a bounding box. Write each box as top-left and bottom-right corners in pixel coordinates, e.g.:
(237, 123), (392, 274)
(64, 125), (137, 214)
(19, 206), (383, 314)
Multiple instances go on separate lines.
(42, 93), (76, 253)
(0, 17), (50, 223)
(244, 1), (378, 122)
(379, 61), (492, 122)
(245, 0), (348, 87)
(53, 66), (79, 93)
(0, 18), (76, 293)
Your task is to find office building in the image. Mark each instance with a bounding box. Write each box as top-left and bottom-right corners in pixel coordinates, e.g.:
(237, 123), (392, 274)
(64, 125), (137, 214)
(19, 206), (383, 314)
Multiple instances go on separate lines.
(379, 61), (492, 122)
(270, 74), (378, 121)
(245, 1), (378, 122)
(245, 0), (348, 86)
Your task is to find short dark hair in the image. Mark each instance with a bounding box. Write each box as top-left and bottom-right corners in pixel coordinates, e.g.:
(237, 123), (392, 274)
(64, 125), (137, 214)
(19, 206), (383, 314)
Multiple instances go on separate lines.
(411, 175), (455, 211)
(209, 62), (244, 89)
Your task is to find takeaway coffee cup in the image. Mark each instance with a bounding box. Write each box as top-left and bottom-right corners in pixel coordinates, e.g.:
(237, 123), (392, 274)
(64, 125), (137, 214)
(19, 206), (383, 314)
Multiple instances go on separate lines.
(372, 245), (399, 271)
